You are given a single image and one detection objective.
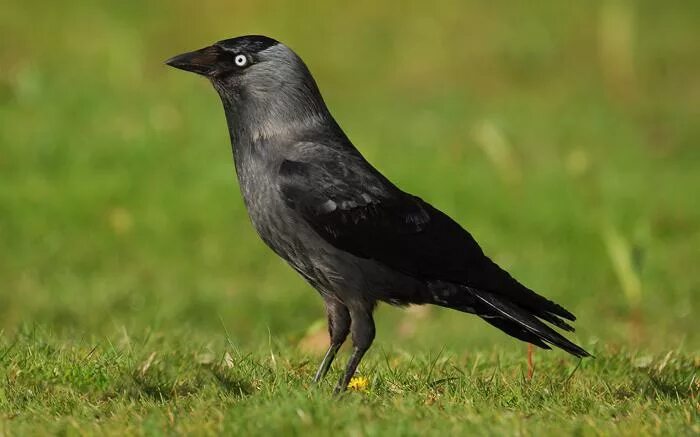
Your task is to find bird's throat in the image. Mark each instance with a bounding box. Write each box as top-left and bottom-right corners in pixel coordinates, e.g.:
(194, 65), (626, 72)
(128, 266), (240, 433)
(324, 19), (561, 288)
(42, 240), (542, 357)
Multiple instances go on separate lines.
(218, 88), (332, 158)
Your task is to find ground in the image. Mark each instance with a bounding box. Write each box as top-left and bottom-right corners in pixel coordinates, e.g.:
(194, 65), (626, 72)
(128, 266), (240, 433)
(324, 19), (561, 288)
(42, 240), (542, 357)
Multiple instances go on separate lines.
(0, 1), (698, 435)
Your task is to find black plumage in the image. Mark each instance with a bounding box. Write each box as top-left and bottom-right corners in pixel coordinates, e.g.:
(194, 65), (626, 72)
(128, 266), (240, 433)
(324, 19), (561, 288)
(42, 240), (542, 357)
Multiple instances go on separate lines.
(166, 35), (590, 392)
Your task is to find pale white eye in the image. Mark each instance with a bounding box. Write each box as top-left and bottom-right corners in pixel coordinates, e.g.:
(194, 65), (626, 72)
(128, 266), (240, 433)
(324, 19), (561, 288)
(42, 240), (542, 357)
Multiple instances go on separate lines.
(234, 54), (248, 67)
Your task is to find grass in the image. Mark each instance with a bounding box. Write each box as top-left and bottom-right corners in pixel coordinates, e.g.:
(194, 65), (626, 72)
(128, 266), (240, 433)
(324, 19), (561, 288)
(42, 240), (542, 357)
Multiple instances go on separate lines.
(1, 329), (697, 435)
(1, 0), (699, 435)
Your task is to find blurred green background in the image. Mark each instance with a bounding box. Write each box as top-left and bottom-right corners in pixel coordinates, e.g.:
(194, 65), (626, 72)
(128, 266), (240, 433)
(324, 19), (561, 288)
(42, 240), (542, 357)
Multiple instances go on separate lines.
(1, 0), (699, 355)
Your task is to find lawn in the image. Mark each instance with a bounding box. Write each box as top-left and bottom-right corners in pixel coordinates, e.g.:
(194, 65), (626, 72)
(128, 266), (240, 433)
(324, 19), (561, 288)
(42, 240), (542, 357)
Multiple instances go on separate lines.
(1, 1), (698, 435)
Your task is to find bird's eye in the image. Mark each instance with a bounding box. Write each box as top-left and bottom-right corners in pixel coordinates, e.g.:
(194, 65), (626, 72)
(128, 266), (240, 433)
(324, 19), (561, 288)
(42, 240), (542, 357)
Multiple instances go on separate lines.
(234, 54), (248, 67)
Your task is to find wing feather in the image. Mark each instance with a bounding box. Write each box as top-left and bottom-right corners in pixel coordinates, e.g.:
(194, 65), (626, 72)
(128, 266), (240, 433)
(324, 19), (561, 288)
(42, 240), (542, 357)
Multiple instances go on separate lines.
(277, 143), (575, 325)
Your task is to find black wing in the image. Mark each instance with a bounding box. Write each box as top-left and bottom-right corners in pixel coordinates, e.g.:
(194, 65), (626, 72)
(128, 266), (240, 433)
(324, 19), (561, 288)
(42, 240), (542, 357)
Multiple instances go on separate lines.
(278, 143), (576, 324)
(278, 146), (483, 282)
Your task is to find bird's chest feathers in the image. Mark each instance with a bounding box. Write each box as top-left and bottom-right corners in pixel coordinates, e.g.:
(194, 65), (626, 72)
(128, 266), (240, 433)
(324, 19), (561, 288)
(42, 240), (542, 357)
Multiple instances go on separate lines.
(230, 140), (330, 286)
(233, 153), (293, 246)
(236, 162), (274, 224)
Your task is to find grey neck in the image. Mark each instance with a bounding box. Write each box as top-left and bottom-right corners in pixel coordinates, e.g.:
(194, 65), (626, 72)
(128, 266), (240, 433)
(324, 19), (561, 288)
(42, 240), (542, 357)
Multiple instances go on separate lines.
(213, 75), (333, 174)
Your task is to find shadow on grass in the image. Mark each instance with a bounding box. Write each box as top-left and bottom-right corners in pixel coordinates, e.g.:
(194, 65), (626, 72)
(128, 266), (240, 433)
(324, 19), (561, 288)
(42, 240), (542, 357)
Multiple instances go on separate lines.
(641, 371), (698, 400)
(124, 363), (253, 402)
(208, 366), (254, 397)
(128, 372), (200, 402)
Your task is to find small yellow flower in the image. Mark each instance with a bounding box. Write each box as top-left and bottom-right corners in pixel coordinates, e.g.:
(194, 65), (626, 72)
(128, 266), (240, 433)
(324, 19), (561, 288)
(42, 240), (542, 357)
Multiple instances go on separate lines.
(347, 376), (369, 392)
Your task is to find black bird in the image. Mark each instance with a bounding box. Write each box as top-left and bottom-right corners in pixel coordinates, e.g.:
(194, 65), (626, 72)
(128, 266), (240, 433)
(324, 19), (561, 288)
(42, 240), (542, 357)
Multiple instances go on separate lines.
(166, 35), (590, 392)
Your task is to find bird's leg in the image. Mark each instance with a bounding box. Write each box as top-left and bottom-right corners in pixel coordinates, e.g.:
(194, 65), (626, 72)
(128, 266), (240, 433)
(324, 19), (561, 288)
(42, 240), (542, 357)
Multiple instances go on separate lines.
(313, 298), (350, 383)
(314, 343), (342, 383)
(527, 343), (534, 380)
(334, 345), (369, 394)
(334, 306), (375, 394)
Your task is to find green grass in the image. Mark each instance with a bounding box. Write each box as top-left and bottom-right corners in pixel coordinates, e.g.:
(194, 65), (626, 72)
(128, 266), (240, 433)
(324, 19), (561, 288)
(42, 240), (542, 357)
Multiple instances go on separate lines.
(1, 0), (699, 435)
(1, 329), (698, 435)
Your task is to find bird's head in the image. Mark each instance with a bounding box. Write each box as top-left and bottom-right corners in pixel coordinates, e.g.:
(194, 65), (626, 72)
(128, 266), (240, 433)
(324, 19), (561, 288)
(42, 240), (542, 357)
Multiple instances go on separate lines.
(167, 35), (324, 108)
(166, 35), (279, 82)
(166, 35), (330, 142)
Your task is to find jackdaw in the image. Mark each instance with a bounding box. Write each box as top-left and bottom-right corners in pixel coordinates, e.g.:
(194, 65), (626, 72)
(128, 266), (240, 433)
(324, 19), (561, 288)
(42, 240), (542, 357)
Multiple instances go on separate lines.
(166, 35), (590, 392)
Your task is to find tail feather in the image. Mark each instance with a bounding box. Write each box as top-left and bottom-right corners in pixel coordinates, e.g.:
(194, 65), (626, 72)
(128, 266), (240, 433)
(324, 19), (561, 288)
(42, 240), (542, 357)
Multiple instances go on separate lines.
(470, 288), (590, 358)
(480, 260), (577, 322)
(480, 316), (552, 350)
(532, 310), (575, 332)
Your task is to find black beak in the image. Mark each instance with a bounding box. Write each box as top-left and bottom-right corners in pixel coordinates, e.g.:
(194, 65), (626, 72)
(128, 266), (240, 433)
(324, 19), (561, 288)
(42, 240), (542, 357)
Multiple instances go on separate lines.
(165, 45), (221, 76)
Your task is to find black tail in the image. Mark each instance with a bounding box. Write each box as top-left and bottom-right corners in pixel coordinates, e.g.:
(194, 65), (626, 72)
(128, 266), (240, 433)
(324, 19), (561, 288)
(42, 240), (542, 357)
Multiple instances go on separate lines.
(477, 260), (578, 331)
(455, 286), (591, 358)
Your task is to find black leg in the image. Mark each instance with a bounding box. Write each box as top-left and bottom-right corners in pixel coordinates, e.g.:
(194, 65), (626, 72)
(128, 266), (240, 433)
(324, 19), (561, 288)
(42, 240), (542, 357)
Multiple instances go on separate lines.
(313, 298), (350, 383)
(313, 343), (342, 383)
(334, 306), (375, 393)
